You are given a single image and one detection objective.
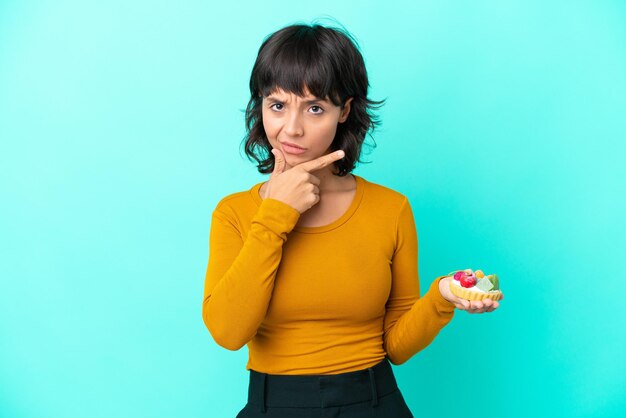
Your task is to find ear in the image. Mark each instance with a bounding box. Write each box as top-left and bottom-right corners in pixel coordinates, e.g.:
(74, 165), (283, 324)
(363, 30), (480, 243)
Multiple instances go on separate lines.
(338, 97), (353, 123)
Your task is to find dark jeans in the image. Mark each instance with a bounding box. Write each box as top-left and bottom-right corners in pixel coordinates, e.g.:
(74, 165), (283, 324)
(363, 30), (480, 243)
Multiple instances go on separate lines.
(236, 358), (414, 417)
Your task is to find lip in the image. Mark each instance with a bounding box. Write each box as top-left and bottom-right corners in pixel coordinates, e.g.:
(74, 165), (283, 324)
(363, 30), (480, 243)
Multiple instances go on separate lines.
(280, 141), (307, 155)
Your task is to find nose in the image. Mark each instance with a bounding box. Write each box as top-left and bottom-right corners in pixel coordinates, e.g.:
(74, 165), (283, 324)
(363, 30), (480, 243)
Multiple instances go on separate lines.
(284, 110), (304, 137)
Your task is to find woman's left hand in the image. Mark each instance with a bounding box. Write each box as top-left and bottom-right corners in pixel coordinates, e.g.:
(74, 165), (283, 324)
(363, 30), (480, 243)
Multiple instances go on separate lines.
(438, 276), (503, 314)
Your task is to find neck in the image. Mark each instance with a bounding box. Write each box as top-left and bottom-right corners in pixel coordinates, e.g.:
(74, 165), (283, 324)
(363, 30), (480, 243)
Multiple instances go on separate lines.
(314, 168), (341, 192)
(260, 167), (354, 199)
(307, 165), (355, 191)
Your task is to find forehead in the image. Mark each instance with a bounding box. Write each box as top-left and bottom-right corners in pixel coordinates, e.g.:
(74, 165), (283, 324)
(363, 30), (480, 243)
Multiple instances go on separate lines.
(265, 87), (328, 102)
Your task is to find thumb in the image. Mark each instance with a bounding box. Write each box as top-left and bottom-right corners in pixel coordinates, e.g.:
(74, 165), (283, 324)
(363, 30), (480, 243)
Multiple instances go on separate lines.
(271, 148), (286, 177)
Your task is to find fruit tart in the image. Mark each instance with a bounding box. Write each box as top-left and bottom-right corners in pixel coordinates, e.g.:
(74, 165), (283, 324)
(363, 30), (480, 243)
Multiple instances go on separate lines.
(448, 269), (502, 301)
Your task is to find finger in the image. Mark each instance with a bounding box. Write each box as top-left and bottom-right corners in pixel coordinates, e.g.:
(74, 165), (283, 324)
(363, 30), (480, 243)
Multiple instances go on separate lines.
(488, 301), (499, 312)
(308, 174), (321, 186)
(311, 193), (321, 207)
(468, 301), (483, 313)
(298, 150), (345, 173)
(479, 299), (495, 313)
(271, 148), (286, 177)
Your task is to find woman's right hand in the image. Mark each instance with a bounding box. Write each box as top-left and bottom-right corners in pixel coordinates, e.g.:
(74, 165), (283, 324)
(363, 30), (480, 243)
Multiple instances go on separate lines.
(264, 148), (345, 214)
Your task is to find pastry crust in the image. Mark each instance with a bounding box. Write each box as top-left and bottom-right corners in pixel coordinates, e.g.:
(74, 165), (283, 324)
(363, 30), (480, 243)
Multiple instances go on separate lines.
(449, 282), (503, 301)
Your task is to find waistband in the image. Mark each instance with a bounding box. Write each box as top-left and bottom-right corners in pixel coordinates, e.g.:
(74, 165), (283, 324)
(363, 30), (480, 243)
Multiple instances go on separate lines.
(247, 358), (398, 411)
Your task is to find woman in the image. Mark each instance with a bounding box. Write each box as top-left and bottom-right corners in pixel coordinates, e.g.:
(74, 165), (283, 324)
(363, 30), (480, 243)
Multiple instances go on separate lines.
(203, 22), (502, 417)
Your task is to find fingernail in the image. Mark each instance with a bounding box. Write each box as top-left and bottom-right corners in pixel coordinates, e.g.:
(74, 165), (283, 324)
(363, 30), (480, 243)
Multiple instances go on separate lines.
(337, 150), (345, 158)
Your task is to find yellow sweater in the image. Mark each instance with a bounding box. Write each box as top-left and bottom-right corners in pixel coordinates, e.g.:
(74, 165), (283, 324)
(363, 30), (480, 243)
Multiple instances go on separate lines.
(202, 175), (456, 375)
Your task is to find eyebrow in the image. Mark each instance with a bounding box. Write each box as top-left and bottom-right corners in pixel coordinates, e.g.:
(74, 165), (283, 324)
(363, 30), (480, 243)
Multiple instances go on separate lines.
(266, 95), (328, 105)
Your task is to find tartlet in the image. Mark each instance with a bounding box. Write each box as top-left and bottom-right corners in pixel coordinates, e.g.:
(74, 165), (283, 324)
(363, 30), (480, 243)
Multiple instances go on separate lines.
(448, 269), (502, 301)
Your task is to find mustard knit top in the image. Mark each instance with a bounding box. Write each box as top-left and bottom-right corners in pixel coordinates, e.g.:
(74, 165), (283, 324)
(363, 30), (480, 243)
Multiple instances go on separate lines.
(203, 175), (455, 375)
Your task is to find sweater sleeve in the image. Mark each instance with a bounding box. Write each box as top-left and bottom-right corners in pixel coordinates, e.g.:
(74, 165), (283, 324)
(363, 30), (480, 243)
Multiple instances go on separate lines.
(383, 197), (456, 365)
(202, 198), (300, 350)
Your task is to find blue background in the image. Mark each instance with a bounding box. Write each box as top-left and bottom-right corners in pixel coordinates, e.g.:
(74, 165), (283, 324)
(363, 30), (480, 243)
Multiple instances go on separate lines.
(1, 1), (624, 417)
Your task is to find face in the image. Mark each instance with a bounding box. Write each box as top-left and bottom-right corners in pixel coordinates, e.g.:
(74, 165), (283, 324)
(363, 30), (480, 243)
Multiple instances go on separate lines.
(262, 88), (353, 170)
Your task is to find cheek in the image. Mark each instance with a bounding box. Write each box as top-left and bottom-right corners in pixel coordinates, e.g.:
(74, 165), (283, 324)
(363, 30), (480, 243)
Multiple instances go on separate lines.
(314, 120), (339, 142)
(261, 114), (279, 140)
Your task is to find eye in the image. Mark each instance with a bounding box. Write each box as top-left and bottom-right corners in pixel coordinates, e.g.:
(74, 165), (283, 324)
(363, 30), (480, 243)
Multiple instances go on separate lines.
(269, 103), (284, 111)
(309, 105), (324, 114)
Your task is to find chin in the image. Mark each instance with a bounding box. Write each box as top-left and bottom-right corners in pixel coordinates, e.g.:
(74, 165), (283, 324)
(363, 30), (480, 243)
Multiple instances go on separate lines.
(285, 154), (309, 162)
